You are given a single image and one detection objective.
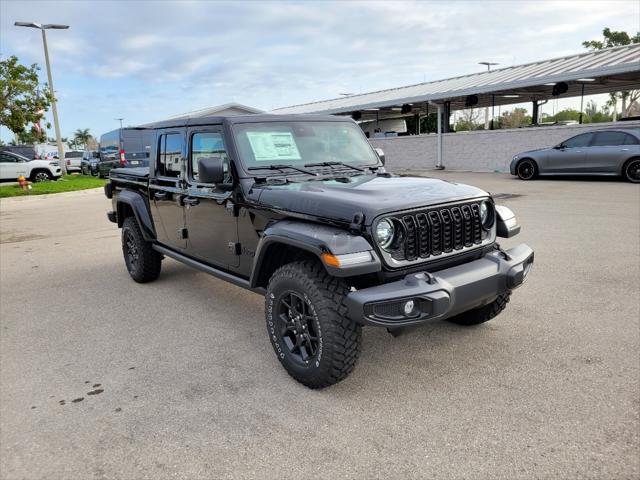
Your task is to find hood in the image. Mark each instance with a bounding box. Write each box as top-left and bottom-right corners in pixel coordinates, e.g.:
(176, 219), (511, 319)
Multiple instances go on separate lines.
(516, 147), (550, 156)
(253, 174), (488, 225)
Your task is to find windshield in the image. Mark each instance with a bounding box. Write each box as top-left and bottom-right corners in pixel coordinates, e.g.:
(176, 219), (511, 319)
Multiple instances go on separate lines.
(232, 121), (379, 170)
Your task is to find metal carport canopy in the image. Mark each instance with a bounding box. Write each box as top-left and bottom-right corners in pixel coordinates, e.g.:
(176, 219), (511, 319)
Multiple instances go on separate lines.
(272, 44), (640, 114)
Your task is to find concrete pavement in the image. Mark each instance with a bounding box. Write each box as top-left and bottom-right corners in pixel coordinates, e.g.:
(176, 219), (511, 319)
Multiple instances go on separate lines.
(1, 174), (638, 479)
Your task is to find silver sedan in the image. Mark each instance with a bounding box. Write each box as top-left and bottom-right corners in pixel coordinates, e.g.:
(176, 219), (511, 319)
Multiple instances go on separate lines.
(510, 128), (640, 183)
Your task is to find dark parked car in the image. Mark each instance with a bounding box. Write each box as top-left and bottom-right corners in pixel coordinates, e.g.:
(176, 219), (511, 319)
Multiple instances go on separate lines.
(510, 128), (640, 182)
(1, 145), (39, 160)
(81, 150), (99, 175)
(97, 128), (154, 178)
(105, 114), (533, 389)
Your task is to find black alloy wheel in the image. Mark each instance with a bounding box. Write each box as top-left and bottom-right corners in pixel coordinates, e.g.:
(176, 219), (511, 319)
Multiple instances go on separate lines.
(124, 229), (139, 273)
(517, 160), (537, 180)
(624, 159), (640, 183)
(276, 291), (320, 364)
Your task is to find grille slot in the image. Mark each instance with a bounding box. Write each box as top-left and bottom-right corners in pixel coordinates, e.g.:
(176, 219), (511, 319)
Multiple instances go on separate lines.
(385, 201), (485, 262)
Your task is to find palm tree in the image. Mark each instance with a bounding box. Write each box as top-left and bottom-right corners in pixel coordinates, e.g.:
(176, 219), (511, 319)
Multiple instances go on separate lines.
(73, 128), (91, 149)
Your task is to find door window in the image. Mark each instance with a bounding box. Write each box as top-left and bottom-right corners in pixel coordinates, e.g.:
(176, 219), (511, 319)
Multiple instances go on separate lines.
(158, 133), (184, 178)
(591, 131), (628, 147)
(623, 133), (639, 145)
(190, 131), (229, 183)
(563, 133), (592, 148)
(0, 153), (17, 163)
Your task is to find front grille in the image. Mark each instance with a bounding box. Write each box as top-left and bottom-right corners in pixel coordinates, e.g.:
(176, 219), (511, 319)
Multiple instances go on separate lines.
(389, 201), (484, 262)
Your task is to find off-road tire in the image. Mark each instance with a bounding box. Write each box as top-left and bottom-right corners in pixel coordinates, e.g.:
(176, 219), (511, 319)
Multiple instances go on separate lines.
(622, 158), (640, 183)
(516, 159), (537, 180)
(121, 216), (162, 283)
(447, 292), (511, 326)
(265, 261), (362, 389)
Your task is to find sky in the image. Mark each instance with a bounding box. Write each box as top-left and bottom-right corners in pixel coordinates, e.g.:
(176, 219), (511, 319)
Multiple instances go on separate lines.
(1, 0), (639, 141)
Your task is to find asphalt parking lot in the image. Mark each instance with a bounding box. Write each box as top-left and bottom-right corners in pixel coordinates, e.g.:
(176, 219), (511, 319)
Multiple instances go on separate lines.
(1, 172), (638, 479)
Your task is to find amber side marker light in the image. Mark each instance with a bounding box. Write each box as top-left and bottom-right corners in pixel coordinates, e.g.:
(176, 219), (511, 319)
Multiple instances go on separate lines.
(321, 251), (373, 268)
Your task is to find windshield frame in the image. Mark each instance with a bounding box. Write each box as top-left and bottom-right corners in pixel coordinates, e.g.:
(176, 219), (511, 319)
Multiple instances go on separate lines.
(229, 118), (381, 178)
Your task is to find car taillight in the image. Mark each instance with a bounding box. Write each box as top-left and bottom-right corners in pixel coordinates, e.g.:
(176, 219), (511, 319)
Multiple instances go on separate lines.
(119, 150), (126, 166)
(66, 159), (71, 165)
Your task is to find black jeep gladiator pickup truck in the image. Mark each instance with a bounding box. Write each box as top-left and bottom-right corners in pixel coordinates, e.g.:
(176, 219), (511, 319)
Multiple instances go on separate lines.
(105, 114), (534, 388)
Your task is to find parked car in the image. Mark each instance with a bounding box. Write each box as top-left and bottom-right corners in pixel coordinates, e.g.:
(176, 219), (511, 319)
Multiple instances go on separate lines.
(105, 114), (534, 389)
(97, 128), (153, 178)
(0, 151), (61, 182)
(510, 128), (640, 182)
(1, 145), (39, 160)
(81, 150), (100, 175)
(64, 150), (84, 172)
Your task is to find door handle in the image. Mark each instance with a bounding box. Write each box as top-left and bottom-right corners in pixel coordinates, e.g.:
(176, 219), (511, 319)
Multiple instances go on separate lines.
(154, 191), (168, 200)
(621, 148), (629, 151)
(183, 197), (200, 206)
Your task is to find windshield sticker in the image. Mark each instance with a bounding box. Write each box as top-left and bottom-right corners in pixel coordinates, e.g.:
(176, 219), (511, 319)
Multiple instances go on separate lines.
(246, 131), (301, 161)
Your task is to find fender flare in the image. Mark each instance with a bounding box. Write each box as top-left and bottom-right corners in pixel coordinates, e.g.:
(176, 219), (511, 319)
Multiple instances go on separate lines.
(116, 189), (156, 241)
(250, 220), (380, 287)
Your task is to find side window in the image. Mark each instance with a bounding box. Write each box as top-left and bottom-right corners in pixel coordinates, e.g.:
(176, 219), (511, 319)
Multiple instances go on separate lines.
(592, 131), (627, 147)
(190, 131), (229, 182)
(563, 133), (592, 148)
(0, 154), (16, 163)
(623, 133), (639, 145)
(158, 133), (184, 178)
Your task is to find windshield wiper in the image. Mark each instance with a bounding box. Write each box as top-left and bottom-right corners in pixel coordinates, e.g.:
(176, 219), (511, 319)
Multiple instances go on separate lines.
(248, 164), (317, 176)
(304, 161), (366, 172)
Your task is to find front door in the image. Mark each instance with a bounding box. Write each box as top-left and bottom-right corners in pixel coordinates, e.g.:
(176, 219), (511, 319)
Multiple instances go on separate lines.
(0, 153), (24, 180)
(546, 132), (593, 173)
(149, 131), (187, 251)
(183, 128), (239, 269)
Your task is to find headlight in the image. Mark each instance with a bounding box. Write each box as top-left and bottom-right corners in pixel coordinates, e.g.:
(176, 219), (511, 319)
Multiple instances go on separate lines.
(480, 200), (495, 229)
(375, 219), (395, 250)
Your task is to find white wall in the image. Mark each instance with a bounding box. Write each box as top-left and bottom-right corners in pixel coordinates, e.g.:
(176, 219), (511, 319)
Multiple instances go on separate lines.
(369, 120), (640, 172)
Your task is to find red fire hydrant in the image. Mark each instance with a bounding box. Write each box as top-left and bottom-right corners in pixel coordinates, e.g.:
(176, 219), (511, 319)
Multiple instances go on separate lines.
(17, 175), (32, 192)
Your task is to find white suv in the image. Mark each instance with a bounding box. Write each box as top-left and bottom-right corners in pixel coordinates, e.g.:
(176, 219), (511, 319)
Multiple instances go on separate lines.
(0, 151), (62, 182)
(65, 150), (84, 172)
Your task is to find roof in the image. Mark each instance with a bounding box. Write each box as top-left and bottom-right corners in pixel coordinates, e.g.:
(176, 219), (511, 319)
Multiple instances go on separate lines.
(273, 44), (640, 115)
(140, 113), (353, 130)
(165, 102), (264, 119)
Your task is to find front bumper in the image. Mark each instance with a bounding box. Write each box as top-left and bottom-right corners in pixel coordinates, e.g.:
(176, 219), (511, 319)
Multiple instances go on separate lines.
(344, 244), (534, 327)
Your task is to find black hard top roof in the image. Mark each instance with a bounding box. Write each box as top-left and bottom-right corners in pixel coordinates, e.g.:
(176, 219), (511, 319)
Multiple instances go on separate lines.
(141, 113), (351, 130)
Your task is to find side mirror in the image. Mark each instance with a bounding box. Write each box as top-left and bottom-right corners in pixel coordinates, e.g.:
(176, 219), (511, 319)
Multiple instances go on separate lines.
(375, 147), (385, 165)
(198, 156), (225, 184)
(554, 144), (564, 150)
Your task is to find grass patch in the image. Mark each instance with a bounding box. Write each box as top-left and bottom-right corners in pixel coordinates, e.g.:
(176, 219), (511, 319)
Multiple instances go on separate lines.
(0, 175), (107, 198)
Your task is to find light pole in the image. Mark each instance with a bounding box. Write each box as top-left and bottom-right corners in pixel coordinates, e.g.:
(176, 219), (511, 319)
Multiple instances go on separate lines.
(479, 61), (499, 130)
(15, 21), (69, 174)
(115, 118), (124, 129)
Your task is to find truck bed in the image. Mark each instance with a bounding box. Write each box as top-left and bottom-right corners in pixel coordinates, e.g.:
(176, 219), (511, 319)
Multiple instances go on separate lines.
(109, 167), (149, 180)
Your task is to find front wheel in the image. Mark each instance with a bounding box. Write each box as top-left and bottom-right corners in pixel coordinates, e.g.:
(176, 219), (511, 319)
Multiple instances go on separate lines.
(121, 216), (162, 283)
(265, 261), (362, 389)
(516, 159), (537, 180)
(31, 170), (52, 182)
(623, 158), (640, 183)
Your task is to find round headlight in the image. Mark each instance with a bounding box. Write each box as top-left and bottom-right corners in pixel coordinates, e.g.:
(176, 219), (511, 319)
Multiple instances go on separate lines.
(480, 200), (494, 229)
(375, 219), (395, 250)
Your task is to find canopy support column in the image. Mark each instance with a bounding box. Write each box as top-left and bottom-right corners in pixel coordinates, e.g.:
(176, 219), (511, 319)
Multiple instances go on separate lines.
(432, 102), (444, 170)
(579, 83), (585, 124)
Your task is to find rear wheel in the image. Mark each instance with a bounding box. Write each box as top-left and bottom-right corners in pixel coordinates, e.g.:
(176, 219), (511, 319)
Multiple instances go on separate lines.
(516, 159), (537, 180)
(447, 292), (511, 326)
(121, 216), (162, 283)
(623, 158), (640, 183)
(265, 261), (362, 389)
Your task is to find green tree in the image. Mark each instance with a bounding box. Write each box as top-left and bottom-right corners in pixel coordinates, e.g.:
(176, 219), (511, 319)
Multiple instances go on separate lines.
(498, 108), (531, 129)
(73, 128), (91, 149)
(583, 28), (640, 118)
(0, 56), (53, 144)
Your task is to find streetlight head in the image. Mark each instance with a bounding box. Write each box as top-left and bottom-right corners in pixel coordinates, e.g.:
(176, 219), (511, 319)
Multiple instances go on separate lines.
(43, 24), (70, 29)
(478, 61), (499, 66)
(15, 21), (42, 28)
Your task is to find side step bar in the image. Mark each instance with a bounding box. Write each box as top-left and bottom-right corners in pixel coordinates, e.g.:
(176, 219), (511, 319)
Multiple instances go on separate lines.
(153, 244), (265, 295)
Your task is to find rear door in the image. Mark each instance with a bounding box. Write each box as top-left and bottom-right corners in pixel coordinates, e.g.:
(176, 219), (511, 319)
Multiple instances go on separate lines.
(0, 153), (21, 179)
(547, 132), (592, 173)
(148, 130), (187, 251)
(183, 127), (239, 268)
(586, 131), (636, 173)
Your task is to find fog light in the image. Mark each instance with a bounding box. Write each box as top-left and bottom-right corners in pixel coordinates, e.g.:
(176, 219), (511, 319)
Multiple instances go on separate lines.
(403, 300), (416, 316)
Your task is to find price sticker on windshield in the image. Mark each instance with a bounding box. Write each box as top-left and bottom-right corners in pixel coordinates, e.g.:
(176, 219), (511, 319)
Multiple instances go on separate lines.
(246, 131), (302, 161)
